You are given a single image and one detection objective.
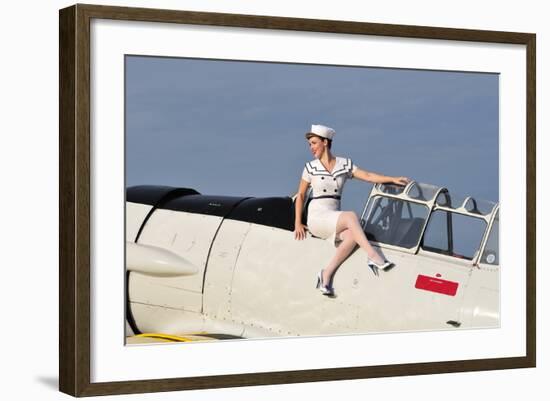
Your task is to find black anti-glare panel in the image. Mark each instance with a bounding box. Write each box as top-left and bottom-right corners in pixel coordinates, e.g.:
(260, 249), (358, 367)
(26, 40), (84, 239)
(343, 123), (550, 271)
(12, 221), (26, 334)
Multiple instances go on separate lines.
(161, 194), (250, 217)
(126, 185), (199, 206)
(128, 186), (296, 231)
(226, 197), (295, 232)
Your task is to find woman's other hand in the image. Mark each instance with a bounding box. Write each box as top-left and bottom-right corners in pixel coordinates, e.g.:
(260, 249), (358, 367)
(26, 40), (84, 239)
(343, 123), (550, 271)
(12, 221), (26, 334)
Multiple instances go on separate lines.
(294, 223), (308, 240)
(393, 176), (411, 186)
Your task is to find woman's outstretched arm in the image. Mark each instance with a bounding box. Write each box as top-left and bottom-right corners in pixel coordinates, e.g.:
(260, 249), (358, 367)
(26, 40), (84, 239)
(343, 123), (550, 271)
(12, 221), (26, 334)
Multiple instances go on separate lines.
(353, 168), (409, 185)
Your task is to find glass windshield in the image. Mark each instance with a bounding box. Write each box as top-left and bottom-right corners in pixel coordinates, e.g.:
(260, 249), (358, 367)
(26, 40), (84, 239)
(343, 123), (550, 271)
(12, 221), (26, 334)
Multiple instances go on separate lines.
(364, 196), (429, 248)
(422, 210), (487, 260)
(435, 191), (496, 216)
(480, 211), (499, 265)
(407, 182), (440, 202)
(378, 183), (406, 196)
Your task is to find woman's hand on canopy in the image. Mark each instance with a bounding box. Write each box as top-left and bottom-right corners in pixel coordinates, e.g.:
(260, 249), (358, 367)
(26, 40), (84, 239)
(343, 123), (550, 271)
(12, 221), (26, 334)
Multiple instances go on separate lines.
(392, 176), (411, 186)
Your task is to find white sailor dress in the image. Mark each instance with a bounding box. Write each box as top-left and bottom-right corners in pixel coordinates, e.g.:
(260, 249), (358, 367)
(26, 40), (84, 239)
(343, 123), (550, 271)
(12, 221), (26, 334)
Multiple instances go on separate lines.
(301, 157), (358, 243)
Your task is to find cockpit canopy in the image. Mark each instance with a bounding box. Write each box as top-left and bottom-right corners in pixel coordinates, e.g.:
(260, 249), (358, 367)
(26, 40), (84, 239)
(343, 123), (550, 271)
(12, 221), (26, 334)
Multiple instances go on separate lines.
(362, 181), (499, 265)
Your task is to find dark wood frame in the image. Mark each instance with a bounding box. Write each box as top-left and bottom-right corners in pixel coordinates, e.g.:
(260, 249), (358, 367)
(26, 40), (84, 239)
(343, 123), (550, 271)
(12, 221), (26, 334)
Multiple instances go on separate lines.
(59, 3), (536, 397)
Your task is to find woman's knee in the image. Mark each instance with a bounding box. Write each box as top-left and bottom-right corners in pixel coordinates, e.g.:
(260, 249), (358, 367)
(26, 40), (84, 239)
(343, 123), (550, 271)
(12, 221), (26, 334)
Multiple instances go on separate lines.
(337, 211), (360, 232)
(339, 229), (351, 241)
(343, 211), (359, 223)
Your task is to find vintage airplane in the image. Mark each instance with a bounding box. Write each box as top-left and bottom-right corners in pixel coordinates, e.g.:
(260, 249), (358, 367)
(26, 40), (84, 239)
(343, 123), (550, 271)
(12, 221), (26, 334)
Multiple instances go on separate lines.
(125, 181), (499, 342)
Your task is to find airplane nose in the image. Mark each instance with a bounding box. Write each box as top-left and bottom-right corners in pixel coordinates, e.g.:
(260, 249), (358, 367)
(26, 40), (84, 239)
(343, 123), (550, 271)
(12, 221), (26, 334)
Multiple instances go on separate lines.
(126, 242), (198, 277)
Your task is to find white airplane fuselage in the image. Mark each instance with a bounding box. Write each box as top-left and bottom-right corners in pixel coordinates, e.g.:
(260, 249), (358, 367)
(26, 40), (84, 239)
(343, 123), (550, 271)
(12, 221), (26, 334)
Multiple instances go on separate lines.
(126, 184), (499, 339)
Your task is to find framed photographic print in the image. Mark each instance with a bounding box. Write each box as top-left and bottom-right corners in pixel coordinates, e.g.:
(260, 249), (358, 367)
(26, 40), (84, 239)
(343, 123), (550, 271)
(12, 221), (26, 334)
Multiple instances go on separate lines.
(59, 4), (536, 397)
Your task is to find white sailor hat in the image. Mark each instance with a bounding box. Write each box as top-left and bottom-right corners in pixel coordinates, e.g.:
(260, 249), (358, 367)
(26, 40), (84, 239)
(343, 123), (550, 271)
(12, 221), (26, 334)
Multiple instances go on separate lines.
(305, 124), (336, 140)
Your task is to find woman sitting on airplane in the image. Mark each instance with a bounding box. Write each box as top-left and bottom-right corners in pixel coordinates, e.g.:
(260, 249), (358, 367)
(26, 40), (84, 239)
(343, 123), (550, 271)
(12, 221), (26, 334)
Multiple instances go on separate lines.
(294, 124), (410, 296)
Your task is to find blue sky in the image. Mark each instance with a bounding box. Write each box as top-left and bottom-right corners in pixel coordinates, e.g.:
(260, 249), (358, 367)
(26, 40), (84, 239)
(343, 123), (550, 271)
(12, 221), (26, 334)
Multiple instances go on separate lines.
(125, 56), (498, 214)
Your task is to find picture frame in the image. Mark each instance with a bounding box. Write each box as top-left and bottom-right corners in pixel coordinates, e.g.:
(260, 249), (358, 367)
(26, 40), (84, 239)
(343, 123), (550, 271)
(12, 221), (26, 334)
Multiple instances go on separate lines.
(59, 3), (536, 397)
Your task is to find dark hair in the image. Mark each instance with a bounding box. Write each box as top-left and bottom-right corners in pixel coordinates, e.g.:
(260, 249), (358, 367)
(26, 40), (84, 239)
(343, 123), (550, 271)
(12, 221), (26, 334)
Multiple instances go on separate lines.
(307, 134), (332, 150)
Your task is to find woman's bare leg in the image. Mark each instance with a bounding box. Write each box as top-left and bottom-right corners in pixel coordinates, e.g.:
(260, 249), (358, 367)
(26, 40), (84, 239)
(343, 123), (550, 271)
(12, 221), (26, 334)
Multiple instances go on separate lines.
(322, 229), (356, 285)
(335, 211), (385, 264)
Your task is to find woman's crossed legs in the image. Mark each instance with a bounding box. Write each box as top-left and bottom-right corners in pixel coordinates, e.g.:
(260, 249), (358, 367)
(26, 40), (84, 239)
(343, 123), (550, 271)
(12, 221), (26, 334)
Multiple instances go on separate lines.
(321, 211), (385, 285)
